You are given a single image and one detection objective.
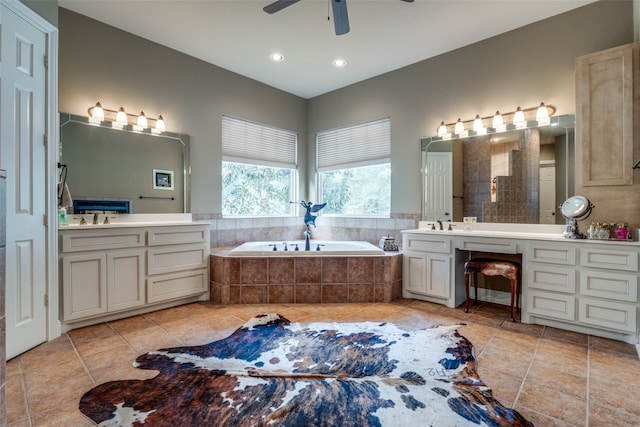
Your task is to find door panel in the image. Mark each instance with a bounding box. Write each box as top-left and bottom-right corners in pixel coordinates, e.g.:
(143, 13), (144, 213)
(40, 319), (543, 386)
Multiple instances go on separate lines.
(1, 6), (48, 359)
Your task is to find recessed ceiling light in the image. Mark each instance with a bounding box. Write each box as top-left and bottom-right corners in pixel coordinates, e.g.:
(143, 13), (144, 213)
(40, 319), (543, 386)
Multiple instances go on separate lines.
(269, 53), (284, 62)
(332, 58), (347, 68)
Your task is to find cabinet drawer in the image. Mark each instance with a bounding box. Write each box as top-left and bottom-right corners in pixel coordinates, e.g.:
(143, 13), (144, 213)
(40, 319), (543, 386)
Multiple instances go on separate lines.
(580, 247), (638, 272)
(147, 268), (209, 303)
(148, 244), (208, 275)
(458, 237), (515, 254)
(61, 230), (145, 253)
(528, 244), (576, 265)
(527, 289), (576, 321)
(403, 235), (451, 253)
(578, 297), (637, 333)
(579, 270), (638, 302)
(148, 226), (208, 246)
(527, 264), (576, 294)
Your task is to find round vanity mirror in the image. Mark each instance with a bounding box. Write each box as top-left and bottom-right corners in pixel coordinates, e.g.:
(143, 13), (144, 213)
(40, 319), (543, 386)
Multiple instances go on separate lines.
(560, 195), (594, 239)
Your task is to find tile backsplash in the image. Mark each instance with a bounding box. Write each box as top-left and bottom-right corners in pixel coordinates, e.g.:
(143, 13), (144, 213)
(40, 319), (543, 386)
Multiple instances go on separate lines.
(193, 213), (420, 249)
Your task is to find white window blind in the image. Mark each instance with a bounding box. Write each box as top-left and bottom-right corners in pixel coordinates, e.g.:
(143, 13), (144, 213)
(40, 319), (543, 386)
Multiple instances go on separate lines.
(317, 117), (390, 172)
(222, 115), (297, 169)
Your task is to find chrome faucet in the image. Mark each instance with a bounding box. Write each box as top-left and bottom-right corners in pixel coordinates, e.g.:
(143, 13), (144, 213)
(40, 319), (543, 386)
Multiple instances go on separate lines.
(304, 227), (311, 251)
(437, 220), (443, 230)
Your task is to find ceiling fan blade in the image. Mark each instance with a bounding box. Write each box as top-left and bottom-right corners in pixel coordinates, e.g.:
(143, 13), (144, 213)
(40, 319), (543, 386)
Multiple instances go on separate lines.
(331, 0), (350, 35)
(263, 0), (301, 14)
(400, 0), (415, 2)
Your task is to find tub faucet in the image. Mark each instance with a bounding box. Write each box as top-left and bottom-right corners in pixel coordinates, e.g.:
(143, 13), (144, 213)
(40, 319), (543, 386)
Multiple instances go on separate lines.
(437, 220), (443, 230)
(304, 229), (311, 251)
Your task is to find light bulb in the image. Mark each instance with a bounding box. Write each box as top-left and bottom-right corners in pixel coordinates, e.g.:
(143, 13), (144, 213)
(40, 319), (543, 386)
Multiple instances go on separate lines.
(115, 107), (127, 127)
(473, 114), (484, 132)
(137, 111), (148, 129)
(91, 102), (104, 122)
(536, 102), (550, 125)
(454, 118), (465, 134)
(513, 106), (526, 128)
(492, 111), (504, 129)
(437, 121), (447, 136)
(155, 115), (166, 132)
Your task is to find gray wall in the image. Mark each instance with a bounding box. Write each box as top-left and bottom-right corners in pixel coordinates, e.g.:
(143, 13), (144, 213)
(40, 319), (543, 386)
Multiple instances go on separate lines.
(58, 8), (308, 215)
(59, 2), (634, 217)
(308, 0), (634, 215)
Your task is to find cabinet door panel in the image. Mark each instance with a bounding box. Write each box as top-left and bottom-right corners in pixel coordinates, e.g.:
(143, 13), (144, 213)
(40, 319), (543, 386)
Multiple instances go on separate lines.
(425, 254), (451, 299)
(107, 250), (145, 312)
(527, 264), (576, 293)
(527, 289), (576, 321)
(62, 253), (107, 321)
(579, 297), (637, 333)
(528, 244), (576, 265)
(576, 43), (635, 186)
(403, 252), (428, 295)
(147, 269), (208, 303)
(580, 247), (638, 272)
(579, 270), (638, 303)
(148, 244), (208, 275)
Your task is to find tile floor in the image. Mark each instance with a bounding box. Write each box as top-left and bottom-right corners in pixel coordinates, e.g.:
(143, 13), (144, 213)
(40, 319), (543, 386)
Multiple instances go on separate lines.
(6, 299), (640, 426)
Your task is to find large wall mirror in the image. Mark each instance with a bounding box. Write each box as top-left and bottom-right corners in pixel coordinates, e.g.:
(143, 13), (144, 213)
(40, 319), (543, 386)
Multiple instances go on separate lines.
(421, 114), (575, 224)
(59, 113), (190, 214)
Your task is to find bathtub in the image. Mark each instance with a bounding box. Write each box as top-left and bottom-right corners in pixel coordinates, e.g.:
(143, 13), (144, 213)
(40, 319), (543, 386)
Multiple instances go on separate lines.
(228, 240), (385, 256)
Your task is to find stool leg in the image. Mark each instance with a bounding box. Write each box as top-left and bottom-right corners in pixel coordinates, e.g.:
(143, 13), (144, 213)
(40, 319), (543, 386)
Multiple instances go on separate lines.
(474, 272), (478, 305)
(509, 277), (517, 322)
(464, 272), (471, 313)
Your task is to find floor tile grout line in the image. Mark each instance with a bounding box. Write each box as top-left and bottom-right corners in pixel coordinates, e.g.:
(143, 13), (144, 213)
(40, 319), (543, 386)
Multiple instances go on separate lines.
(511, 325), (543, 410)
(16, 358), (32, 427)
(67, 332), (98, 388)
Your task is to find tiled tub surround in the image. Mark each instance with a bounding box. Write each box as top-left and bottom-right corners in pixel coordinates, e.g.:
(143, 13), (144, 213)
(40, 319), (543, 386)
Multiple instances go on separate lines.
(210, 250), (403, 305)
(192, 213), (420, 249)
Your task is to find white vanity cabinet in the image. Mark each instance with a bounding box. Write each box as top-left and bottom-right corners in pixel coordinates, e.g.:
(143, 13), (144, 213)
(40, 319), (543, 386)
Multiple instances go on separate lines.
(59, 223), (209, 328)
(402, 233), (456, 306)
(525, 241), (639, 338)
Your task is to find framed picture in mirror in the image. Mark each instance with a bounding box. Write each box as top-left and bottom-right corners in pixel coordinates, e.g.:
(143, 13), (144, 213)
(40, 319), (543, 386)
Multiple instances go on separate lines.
(153, 169), (174, 190)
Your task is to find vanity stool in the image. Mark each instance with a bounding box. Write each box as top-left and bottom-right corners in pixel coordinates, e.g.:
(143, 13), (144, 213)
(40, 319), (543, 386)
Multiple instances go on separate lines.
(464, 258), (521, 322)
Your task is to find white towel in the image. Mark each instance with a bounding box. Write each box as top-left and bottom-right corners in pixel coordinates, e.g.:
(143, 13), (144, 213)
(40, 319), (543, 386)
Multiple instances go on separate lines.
(58, 182), (73, 208)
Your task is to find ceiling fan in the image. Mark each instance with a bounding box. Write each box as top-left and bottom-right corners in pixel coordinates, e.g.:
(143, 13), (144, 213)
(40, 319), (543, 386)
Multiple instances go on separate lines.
(263, 0), (414, 36)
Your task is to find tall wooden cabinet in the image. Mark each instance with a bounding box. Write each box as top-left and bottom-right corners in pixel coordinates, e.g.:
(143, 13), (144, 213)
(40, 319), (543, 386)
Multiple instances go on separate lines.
(576, 42), (639, 187)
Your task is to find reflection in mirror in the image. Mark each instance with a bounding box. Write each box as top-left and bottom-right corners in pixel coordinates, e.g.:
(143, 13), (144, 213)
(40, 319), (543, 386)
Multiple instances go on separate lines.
(421, 114), (574, 224)
(59, 113), (190, 214)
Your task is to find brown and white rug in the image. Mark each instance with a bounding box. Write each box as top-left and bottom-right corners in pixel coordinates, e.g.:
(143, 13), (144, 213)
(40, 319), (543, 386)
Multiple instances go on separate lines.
(79, 314), (533, 426)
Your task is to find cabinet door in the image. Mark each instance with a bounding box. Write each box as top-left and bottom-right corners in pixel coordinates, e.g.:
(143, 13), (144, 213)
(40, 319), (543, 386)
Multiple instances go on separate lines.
(403, 252), (428, 295)
(425, 254), (451, 299)
(107, 250), (146, 312)
(576, 42), (636, 186)
(62, 253), (107, 321)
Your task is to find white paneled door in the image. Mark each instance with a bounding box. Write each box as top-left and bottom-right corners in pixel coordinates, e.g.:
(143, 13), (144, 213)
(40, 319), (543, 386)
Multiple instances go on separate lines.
(424, 152), (452, 222)
(0, 4), (48, 359)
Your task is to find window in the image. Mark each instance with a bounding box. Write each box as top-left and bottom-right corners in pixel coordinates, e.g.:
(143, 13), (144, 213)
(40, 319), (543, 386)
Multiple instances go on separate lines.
(317, 118), (391, 216)
(222, 116), (297, 216)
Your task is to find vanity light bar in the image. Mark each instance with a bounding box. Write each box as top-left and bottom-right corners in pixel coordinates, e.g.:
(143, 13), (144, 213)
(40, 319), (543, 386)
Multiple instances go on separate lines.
(436, 103), (556, 139)
(88, 102), (166, 134)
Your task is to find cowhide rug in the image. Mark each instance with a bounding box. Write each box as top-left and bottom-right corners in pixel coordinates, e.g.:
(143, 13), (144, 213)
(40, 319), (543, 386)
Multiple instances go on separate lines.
(79, 314), (534, 426)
